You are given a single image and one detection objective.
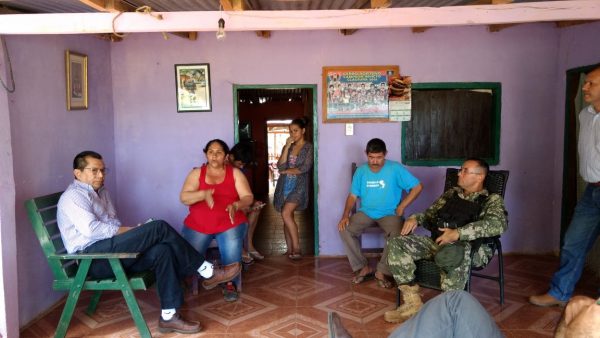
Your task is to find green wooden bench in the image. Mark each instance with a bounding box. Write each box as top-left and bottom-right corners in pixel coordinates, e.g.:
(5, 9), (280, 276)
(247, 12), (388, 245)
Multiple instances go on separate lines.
(25, 191), (156, 338)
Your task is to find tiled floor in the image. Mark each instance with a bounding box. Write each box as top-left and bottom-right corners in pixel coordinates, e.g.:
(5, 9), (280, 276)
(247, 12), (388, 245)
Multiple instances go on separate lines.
(252, 193), (314, 257)
(21, 254), (598, 337)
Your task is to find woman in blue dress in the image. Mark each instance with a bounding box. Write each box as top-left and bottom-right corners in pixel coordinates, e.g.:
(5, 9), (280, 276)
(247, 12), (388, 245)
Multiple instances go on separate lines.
(273, 117), (313, 260)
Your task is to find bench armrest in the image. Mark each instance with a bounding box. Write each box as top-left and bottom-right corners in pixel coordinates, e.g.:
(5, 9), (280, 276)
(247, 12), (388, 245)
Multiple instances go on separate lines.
(49, 252), (140, 260)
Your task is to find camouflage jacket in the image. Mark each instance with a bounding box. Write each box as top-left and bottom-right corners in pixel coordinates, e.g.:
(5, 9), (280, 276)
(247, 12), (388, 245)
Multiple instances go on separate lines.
(410, 187), (508, 266)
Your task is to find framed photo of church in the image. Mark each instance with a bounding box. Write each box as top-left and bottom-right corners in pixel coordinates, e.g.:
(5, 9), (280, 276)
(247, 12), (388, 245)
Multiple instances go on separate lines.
(65, 50), (88, 110)
(175, 63), (212, 112)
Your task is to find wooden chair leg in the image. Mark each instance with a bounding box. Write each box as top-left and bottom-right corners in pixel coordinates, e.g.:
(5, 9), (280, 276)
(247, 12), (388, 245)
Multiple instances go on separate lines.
(55, 259), (91, 338)
(109, 259), (151, 338)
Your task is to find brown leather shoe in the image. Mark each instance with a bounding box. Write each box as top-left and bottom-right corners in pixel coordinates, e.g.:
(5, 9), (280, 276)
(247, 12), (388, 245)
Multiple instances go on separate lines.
(158, 312), (201, 334)
(529, 293), (567, 307)
(202, 262), (241, 290)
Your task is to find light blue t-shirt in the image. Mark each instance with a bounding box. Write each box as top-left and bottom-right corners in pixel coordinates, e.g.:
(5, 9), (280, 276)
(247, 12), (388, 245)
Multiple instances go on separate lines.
(350, 160), (420, 219)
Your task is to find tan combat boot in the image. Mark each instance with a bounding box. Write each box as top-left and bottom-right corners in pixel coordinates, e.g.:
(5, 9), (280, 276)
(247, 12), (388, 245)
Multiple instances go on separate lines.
(384, 284), (423, 323)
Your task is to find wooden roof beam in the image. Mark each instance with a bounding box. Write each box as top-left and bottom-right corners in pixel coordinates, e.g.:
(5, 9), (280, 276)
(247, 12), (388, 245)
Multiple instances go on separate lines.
(339, 0), (388, 35)
(488, 23), (519, 32)
(79, 0), (134, 13)
(220, 0), (245, 11)
(555, 20), (597, 28)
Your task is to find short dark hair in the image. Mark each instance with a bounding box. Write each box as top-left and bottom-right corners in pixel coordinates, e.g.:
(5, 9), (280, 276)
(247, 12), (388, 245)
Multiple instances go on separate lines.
(73, 151), (102, 170)
(465, 157), (489, 175)
(291, 117), (309, 129)
(203, 139), (230, 155)
(229, 142), (253, 165)
(365, 138), (387, 154)
(587, 65), (600, 74)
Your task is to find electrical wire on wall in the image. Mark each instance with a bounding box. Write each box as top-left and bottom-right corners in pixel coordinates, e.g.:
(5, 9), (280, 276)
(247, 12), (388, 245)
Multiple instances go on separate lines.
(0, 35), (15, 93)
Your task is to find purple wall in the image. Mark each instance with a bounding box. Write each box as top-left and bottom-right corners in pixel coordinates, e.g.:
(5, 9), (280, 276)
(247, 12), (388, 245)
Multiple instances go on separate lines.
(110, 24), (563, 256)
(7, 35), (115, 326)
(4, 21), (600, 329)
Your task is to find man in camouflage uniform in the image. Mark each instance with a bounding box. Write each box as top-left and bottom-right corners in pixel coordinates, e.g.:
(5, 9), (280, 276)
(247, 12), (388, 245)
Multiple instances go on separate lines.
(384, 158), (508, 323)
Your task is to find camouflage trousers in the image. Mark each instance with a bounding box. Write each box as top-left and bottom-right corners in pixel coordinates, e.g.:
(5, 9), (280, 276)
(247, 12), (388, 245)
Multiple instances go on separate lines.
(387, 235), (472, 291)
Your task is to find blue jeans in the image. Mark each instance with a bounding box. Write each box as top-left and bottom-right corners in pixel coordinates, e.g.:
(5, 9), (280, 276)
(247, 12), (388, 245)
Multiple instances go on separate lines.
(389, 291), (503, 338)
(84, 220), (204, 309)
(181, 223), (247, 285)
(549, 184), (600, 301)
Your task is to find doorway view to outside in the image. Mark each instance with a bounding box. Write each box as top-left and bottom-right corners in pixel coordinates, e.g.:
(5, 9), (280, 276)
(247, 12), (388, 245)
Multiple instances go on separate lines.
(236, 86), (316, 258)
(267, 121), (291, 194)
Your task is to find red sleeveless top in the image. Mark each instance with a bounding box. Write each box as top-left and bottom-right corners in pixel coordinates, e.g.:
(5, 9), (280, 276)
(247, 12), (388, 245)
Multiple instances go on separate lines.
(184, 164), (247, 234)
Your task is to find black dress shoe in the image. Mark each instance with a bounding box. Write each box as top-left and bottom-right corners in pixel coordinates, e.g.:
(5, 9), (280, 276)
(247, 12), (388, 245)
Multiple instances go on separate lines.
(328, 312), (352, 338)
(158, 312), (202, 334)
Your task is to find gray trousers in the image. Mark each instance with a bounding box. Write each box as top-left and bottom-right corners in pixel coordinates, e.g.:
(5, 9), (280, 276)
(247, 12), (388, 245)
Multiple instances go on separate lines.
(389, 290), (503, 338)
(339, 211), (402, 276)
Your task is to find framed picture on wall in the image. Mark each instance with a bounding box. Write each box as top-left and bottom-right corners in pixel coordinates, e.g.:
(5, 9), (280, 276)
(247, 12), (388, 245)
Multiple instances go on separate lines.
(175, 63), (212, 112)
(322, 65), (399, 123)
(65, 50), (88, 110)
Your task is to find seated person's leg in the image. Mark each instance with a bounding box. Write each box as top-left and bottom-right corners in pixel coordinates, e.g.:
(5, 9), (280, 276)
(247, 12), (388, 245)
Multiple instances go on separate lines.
(215, 223), (246, 299)
(389, 290), (503, 338)
(387, 235), (436, 286)
(440, 241), (472, 291)
(375, 215), (403, 283)
(181, 224), (214, 258)
(339, 212), (376, 280)
(385, 235), (437, 323)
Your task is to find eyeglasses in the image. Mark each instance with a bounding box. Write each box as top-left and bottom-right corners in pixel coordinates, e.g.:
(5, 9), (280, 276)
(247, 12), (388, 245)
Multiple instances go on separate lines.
(459, 167), (482, 175)
(83, 167), (109, 176)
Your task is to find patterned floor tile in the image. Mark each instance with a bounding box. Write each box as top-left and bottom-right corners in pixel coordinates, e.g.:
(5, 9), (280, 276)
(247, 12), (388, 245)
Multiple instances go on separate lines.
(20, 255), (599, 337)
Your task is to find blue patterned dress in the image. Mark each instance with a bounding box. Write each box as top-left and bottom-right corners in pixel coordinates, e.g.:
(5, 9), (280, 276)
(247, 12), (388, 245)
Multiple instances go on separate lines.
(273, 142), (314, 212)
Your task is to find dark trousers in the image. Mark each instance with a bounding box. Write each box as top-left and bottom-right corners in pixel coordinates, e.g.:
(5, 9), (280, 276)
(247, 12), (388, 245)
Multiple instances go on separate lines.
(83, 220), (204, 309)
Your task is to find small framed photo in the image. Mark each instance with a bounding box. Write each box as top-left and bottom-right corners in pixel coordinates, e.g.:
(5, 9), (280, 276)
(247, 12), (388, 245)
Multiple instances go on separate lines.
(65, 50), (88, 110)
(175, 63), (212, 112)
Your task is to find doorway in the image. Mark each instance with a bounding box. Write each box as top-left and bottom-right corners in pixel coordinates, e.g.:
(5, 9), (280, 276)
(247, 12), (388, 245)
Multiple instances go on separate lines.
(233, 85), (319, 256)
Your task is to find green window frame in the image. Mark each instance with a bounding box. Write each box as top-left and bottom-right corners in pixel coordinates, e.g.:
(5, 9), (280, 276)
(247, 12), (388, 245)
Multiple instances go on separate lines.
(401, 82), (501, 166)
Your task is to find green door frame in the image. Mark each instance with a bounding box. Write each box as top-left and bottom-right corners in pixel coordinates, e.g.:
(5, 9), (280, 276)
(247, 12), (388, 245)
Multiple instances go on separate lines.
(232, 84), (320, 256)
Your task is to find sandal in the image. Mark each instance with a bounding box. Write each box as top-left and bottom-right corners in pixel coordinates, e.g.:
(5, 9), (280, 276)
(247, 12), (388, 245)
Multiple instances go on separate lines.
(242, 253), (254, 265)
(249, 250), (264, 260)
(288, 253), (302, 260)
(351, 272), (375, 284)
(375, 276), (393, 289)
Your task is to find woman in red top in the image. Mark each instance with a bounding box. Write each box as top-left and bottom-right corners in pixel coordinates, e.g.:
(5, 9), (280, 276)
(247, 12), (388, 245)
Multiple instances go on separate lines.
(180, 139), (253, 301)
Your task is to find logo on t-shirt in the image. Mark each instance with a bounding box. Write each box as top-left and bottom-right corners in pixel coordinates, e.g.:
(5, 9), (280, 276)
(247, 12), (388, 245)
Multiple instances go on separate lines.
(366, 180), (385, 189)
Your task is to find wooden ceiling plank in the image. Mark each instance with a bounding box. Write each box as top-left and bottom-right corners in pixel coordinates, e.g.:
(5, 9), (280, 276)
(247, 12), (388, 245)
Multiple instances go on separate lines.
(555, 20), (596, 28)
(220, 0), (245, 11)
(79, 0), (133, 13)
(412, 27), (431, 33)
(488, 23), (519, 32)
(339, 29), (358, 35)
(371, 0), (391, 9)
(169, 32), (198, 40)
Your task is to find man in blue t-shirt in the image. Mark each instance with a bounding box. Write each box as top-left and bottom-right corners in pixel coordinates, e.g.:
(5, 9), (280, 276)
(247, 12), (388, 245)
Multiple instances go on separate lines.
(338, 138), (422, 288)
